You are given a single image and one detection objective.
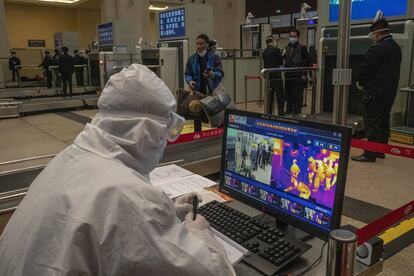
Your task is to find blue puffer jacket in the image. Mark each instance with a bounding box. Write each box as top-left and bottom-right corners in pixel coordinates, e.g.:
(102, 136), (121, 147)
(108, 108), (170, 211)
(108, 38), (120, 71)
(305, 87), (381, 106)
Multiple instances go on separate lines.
(184, 52), (224, 93)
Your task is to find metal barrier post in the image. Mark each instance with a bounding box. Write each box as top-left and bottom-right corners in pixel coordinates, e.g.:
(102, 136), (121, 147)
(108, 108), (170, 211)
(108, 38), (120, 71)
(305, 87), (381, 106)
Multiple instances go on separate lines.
(233, 50), (237, 104)
(259, 50), (263, 107)
(332, 0), (352, 125)
(311, 70), (317, 116)
(244, 76), (248, 111)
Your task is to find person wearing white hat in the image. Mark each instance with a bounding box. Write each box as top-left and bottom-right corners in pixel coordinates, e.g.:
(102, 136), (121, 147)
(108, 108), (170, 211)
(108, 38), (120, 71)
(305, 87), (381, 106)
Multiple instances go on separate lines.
(0, 64), (235, 276)
(352, 11), (402, 162)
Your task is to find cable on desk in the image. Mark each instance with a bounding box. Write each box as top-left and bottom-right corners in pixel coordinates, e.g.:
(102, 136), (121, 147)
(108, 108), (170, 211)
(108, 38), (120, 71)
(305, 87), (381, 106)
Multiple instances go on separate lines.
(295, 242), (327, 276)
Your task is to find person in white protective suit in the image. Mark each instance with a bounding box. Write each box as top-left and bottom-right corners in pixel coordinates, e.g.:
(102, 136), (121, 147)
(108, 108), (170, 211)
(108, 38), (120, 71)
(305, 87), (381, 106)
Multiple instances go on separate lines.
(0, 64), (236, 276)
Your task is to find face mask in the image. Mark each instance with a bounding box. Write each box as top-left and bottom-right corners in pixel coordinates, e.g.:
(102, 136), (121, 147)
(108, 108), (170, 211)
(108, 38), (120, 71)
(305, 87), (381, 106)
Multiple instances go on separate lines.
(289, 37), (298, 44)
(197, 49), (207, 57)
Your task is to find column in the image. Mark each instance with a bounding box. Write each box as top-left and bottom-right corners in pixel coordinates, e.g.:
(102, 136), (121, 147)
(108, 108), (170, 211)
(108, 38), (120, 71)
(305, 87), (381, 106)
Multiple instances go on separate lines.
(0, 0), (10, 84)
(101, 0), (150, 42)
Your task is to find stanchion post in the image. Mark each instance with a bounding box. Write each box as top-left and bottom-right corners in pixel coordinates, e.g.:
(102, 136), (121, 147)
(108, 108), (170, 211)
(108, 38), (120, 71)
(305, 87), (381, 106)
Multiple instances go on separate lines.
(264, 73), (270, 114)
(244, 76), (248, 111)
(259, 50), (263, 107)
(311, 69), (317, 116)
(327, 229), (357, 276)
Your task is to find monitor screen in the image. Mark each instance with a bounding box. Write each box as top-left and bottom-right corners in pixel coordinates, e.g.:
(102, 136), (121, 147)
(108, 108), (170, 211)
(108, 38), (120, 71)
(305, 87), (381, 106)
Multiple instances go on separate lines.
(329, 0), (408, 22)
(220, 110), (352, 239)
(98, 22), (114, 46)
(159, 8), (186, 39)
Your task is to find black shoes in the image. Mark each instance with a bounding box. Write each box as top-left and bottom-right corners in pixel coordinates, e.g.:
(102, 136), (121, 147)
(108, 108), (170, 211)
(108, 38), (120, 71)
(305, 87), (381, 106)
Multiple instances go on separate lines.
(376, 153), (386, 159)
(351, 154), (376, 163)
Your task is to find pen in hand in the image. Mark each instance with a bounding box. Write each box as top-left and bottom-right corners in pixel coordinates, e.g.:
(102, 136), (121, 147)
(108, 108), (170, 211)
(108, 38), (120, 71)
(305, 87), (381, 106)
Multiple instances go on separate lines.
(192, 195), (199, 221)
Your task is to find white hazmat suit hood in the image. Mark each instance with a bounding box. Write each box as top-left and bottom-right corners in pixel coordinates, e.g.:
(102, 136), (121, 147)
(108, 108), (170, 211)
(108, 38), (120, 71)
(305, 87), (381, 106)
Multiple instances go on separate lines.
(76, 64), (183, 176)
(0, 64), (235, 276)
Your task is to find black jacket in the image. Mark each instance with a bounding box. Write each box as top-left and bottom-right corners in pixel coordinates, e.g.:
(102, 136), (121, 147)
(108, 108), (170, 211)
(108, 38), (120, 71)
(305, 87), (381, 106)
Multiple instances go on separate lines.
(39, 56), (53, 70)
(58, 54), (75, 75)
(74, 54), (86, 66)
(9, 57), (21, 71)
(262, 45), (283, 80)
(357, 35), (402, 103)
(284, 43), (311, 78)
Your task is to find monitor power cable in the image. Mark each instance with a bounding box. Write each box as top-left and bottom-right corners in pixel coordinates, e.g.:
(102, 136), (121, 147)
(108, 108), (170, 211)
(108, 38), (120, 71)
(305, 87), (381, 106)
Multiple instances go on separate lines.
(295, 241), (327, 276)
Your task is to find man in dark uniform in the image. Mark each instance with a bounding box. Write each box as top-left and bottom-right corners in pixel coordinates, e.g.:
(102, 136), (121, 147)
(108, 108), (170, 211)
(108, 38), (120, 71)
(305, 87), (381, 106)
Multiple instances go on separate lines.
(8, 51), (21, 82)
(58, 47), (75, 97)
(262, 36), (284, 116)
(38, 51), (53, 88)
(74, 50), (86, 86)
(52, 49), (61, 87)
(352, 13), (402, 162)
(284, 29), (311, 115)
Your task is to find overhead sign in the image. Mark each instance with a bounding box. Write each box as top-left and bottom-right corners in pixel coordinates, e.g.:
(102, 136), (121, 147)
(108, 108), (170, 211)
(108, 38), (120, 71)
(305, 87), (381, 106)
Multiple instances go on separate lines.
(329, 0), (408, 22)
(159, 8), (185, 39)
(28, 39), (46, 47)
(98, 22), (114, 46)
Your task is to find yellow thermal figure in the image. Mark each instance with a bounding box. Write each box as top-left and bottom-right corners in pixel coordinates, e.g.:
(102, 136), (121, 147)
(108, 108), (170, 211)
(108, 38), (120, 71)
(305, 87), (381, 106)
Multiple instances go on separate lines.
(332, 163), (339, 187)
(325, 160), (334, 191)
(297, 182), (311, 199)
(307, 157), (316, 186)
(285, 159), (301, 192)
(313, 160), (325, 192)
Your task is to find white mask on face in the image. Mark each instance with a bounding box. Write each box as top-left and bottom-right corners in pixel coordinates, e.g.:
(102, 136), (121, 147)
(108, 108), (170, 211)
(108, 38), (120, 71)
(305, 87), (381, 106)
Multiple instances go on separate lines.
(289, 37), (298, 45)
(197, 49), (207, 57)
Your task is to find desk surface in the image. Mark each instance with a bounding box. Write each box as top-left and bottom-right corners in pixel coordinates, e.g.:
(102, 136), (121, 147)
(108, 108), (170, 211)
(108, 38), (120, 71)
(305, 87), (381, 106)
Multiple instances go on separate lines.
(225, 200), (383, 276)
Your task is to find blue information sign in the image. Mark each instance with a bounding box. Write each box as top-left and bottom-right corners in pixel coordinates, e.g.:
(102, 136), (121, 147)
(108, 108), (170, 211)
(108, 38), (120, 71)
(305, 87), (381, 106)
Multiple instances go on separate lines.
(159, 8), (185, 39)
(329, 0), (408, 22)
(98, 22), (114, 46)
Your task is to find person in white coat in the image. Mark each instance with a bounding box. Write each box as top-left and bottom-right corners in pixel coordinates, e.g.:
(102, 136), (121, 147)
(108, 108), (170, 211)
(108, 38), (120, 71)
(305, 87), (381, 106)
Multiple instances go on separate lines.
(0, 64), (235, 276)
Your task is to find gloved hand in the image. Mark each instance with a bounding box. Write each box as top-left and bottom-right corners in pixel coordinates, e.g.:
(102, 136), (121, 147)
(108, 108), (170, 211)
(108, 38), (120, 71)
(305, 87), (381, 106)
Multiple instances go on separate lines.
(174, 192), (202, 221)
(184, 213), (210, 231)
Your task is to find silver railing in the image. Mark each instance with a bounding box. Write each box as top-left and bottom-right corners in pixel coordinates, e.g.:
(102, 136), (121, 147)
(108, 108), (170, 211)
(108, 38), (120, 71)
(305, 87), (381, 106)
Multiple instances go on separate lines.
(260, 67), (318, 116)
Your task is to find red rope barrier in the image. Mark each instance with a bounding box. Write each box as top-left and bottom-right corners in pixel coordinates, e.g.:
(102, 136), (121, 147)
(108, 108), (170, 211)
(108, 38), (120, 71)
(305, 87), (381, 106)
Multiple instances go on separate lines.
(351, 139), (414, 159)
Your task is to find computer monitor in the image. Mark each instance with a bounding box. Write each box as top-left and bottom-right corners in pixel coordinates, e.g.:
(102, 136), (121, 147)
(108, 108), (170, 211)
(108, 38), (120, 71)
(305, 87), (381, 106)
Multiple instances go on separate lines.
(220, 109), (352, 240)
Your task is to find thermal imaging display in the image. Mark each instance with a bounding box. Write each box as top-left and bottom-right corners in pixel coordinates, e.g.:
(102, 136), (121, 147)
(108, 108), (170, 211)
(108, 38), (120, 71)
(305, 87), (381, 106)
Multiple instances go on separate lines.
(223, 114), (345, 232)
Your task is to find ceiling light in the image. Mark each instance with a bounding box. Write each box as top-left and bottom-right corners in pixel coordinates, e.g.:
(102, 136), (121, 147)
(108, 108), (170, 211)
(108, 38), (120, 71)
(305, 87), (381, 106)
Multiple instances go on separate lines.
(149, 5), (169, 11)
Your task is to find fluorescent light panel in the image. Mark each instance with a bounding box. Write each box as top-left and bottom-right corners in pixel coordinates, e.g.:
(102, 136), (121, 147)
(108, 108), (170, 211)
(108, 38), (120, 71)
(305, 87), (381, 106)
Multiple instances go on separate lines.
(149, 4), (169, 11)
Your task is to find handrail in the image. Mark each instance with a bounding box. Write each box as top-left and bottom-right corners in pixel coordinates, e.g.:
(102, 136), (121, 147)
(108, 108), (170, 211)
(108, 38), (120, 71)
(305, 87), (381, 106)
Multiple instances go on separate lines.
(260, 66), (319, 115)
(260, 66), (318, 76)
(0, 154), (56, 166)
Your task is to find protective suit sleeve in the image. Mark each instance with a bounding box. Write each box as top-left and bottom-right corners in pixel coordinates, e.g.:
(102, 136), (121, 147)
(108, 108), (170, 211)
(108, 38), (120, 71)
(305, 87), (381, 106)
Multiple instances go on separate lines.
(357, 46), (383, 88)
(91, 182), (236, 276)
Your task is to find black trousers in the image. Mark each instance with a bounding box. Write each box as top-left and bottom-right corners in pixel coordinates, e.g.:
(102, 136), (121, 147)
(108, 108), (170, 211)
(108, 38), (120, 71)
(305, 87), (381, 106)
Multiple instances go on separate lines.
(61, 73), (73, 96)
(285, 79), (304, 115)
(75, 68), (84, 86)
(45, 70), (52, 88)
(267, 80), (285, 116)
(363, 101), (393, 159)
(194, 120), (202, 132)
(11, 70), (19, 82)
(54, 69), (61, 87)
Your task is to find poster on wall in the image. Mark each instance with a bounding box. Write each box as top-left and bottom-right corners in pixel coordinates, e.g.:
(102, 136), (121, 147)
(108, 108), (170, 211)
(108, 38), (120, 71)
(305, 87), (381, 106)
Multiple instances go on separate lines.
(28, 39), (46, 47)
(159, 8), (185, 39)
(329, 0), (408, 22)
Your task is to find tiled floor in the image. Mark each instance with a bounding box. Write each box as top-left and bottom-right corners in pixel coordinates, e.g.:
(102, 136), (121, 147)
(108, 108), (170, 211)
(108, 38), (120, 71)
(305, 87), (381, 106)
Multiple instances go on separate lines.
(0, 108), (413, 275)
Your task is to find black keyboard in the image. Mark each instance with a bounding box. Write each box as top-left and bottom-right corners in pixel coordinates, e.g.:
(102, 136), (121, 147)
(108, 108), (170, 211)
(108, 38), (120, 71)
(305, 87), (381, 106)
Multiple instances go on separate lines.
(199, 201), (312, 276)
